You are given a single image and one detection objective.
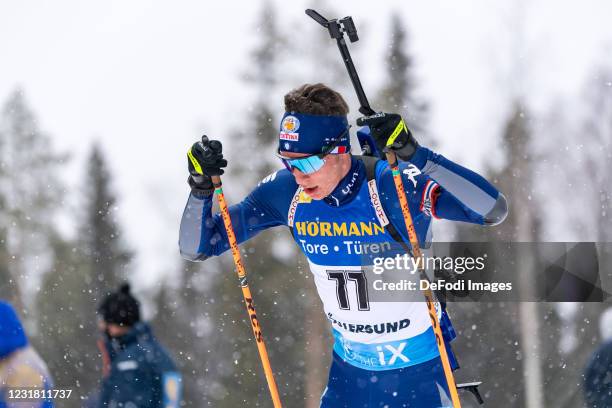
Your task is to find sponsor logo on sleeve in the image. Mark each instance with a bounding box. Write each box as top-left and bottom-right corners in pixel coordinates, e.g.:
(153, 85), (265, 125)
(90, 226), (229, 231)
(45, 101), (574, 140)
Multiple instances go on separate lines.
(258, 171), (278, 186)
(402, 164), (421, 188)
(367, 179), (389, 227)
(287, 187), (302, 227)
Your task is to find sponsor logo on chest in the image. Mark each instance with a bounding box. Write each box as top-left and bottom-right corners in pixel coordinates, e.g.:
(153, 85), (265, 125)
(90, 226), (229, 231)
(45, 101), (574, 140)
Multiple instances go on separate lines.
(294, 221), (385, 237)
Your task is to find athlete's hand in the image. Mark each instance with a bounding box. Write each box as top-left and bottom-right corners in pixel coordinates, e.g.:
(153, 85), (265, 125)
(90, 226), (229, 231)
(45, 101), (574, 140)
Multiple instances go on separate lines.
(186, 135), (227, 196)
(356, 112), (419, 161)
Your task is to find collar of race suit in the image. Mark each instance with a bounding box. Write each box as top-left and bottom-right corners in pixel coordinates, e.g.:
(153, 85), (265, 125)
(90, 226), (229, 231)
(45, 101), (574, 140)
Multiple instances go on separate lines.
(323, 155), (366, 207)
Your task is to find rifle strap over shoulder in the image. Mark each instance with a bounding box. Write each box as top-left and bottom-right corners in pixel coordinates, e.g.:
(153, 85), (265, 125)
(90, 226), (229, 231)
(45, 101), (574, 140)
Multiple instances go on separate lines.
(355, 155), (412, 254)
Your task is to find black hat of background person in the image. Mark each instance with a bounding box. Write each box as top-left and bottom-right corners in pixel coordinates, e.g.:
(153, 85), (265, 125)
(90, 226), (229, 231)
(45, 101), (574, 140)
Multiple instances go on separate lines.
(98, 283), (141, 327)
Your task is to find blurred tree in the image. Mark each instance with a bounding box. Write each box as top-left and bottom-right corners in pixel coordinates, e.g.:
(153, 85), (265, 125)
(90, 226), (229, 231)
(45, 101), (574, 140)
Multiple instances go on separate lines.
(375, 14), (431, 143)
(451, 102), (542, 406)
(579, 67), (612, 245)
(0, 88), (66, 309)
(79, 142), (132, 301)
(151, 261), (207, 406)
(36, 234), (100, 407)
(538, 66), (612, 407)
(303, 0), (353, 90)
(454, 67), (612, 407)
(231, 0), (286, 186)
(0, 227), (14, 302)
(504, 105), (544, 408)
(0, 135), (9, 301)
(279, 0), (356, 124)
(35, 141), (132, 406)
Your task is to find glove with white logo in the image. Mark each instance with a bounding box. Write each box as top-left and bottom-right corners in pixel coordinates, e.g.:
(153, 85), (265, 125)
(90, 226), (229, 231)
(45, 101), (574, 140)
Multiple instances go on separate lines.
(187, 135), (227, 197)
(356, 113), (419, 161)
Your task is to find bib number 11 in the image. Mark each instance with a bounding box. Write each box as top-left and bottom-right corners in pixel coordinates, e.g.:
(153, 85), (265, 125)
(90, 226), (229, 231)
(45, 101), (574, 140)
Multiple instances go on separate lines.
(327, 270), (370, 311)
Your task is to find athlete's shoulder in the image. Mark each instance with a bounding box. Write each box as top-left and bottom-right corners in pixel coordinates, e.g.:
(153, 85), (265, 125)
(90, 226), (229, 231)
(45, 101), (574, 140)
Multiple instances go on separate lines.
(255, 168), (298, 195)
(247, 168), (299, 223)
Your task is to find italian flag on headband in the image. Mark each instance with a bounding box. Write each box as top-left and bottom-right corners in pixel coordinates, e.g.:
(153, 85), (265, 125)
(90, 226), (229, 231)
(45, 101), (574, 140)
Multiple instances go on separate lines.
(329, 146), (349, 154)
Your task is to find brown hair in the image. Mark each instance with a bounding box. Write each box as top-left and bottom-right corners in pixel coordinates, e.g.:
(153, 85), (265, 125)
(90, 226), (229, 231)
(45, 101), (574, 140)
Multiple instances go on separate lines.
(284, 83), (349, 116)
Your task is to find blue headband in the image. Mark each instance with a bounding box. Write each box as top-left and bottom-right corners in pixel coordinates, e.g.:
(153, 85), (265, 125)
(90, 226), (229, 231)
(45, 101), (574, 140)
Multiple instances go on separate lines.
(278, 112), (350, 154)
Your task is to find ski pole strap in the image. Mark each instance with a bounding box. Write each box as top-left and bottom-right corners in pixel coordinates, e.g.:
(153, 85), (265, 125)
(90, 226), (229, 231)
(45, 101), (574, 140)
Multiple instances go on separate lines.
(355, 155), (413, 255)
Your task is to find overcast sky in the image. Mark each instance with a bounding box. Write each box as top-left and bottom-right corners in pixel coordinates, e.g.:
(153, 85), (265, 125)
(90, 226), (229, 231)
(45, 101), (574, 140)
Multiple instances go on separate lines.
(2, 0), (611, 288)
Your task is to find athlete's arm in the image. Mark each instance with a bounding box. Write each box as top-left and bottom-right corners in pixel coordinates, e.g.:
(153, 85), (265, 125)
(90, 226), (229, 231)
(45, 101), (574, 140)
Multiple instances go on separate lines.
(409, 146), (507, 226)
(179, 170), (296, 261)
(377, 161), (486, 244)
(356, 113), (507, 226)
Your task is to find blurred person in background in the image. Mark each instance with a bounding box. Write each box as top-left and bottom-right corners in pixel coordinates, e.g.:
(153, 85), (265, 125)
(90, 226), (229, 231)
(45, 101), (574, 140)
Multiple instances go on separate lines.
(583, 307), (612, 407)
(0, 301), (54, 408)
(96, 284), (181, 408)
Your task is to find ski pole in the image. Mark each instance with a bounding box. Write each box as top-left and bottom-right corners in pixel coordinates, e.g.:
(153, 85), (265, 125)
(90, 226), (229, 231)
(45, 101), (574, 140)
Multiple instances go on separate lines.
(210, 175), (283, 408)
(385, 151), (462, 407)
(305, 9), (462, 407)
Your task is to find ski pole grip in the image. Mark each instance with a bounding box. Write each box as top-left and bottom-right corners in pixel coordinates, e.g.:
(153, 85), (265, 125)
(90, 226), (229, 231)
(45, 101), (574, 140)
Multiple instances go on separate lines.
(385, 151), (398, 168)
(211, 175), (222, 189)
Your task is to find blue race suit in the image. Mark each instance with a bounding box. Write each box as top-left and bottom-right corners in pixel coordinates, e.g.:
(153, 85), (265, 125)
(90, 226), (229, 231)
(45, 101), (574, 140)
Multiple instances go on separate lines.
(179, 146), (507, 407)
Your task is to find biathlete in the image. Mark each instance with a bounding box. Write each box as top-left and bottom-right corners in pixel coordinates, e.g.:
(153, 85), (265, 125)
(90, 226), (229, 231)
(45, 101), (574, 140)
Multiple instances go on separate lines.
(179, 83), (507, 407)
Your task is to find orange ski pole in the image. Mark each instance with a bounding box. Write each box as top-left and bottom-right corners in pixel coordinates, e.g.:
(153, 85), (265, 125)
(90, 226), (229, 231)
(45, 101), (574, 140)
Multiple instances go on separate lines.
(211, 175), (283, 408)
(385, 149), (462, 408)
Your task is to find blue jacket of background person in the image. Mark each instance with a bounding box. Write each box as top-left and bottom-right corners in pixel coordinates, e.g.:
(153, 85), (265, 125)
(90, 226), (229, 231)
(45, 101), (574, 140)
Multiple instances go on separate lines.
(584, 339), (612, 407)
(0, 301), (54, 408)
(98, 322), (181, 408)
